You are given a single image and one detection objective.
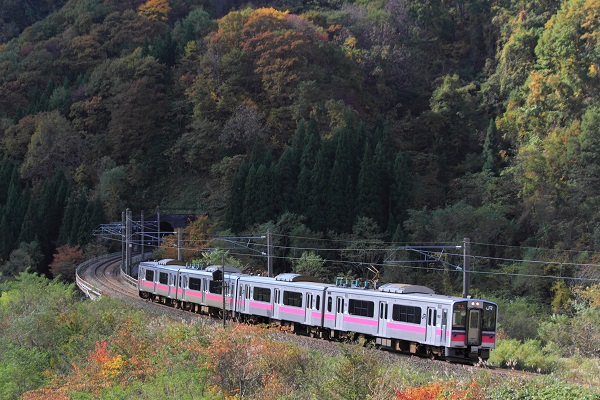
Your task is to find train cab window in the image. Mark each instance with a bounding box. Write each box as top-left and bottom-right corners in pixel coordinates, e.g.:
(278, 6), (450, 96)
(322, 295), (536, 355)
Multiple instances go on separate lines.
(189, 277), (201, 291)
(253, 287), (271, 302)
(452, 302), (467, 330)
(392, 305), (422, 324)
(482, 303), (497, 331)
(348, 299), (374, 318)
(283, 291), (302, 307)
(145, 270), (154, 282)
(327, 297), (332, 312)
(159, 272), (168, 285)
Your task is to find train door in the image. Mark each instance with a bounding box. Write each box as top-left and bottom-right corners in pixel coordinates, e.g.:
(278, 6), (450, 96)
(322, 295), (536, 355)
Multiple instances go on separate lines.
(377, 301), (388, 337)
(306, 293), (313, 324)
(179, 274), (186, 300)
(426, 307), (437, 344)
(273, 289), (281, 320)
(441, 309), (448, 345)
(467, 309), (482, 345)
(335, 296), (344, 329)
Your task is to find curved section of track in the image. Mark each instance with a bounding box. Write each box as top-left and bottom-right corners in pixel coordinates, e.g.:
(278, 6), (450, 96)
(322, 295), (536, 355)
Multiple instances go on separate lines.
(77, 254), (138, 299)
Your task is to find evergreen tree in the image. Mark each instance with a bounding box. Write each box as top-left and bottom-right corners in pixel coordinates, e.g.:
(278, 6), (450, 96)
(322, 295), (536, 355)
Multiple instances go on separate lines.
(18, 197), (38, 245)
(296, 115), (321, 213)
(0, 215), (11, 260)
(274, 147), (296, 215)
(483, 119), (498, 174)
(0, 156), (15, 205)
(308, 147), (332, 232)
(328, 125), (357, 233)
(58, 193), (76, 245)
(373, 138), (393, 231)
(242, 164), (259, 227)
(390, 151), (412, 238)
(356, 142), (382, 228)
(226, 160), (250, 232)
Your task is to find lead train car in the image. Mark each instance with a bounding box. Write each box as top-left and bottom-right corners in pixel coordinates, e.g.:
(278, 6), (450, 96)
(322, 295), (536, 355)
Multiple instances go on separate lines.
(138, 260), (497, 363)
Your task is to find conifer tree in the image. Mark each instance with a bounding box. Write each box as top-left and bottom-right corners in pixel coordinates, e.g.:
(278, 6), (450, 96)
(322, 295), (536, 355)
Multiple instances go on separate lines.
(0, 215), (11, 260)
(482, 119), (498, 174)
(274, 147), (296, 215)
(296, 116), (321, 213)
(308, 147), (332, 232)
(328, 125), (357, 232)
(356, 142), (382, 228)
(390, 151), (412, 237)
(17, 186), (36, 245)
(226, 160), (250, 232)
(242, 164), (259, 227)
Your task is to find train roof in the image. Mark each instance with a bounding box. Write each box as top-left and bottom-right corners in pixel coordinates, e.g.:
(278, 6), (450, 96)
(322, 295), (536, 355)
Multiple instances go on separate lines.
(378, 283), (435, 294)
(238, 274), (332, 289)
(204, 265), (242, 273)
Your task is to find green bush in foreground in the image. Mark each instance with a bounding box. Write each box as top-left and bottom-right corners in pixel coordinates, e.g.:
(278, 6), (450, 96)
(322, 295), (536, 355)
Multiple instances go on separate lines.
(489, 338), (561, 373)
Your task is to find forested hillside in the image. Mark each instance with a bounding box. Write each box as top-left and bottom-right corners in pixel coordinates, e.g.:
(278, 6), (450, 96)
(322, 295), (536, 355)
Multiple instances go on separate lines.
(1, 0), (600, 291)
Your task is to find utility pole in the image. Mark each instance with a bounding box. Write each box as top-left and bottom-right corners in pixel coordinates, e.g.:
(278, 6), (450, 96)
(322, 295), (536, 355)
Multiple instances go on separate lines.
(140, 210), (144, 257)
(463, 237), (470, 298)
(177, 228), (182, 261)
(126, 209), (132, 275)
(121, 211), (125, 273)
(157, 208), (161, 248)
(267, 229), (273, 277)
(222, 254), (226, 327)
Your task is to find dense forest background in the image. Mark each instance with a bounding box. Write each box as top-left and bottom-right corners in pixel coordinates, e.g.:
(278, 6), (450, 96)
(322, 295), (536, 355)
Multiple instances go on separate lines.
(1, 0), (600, 300)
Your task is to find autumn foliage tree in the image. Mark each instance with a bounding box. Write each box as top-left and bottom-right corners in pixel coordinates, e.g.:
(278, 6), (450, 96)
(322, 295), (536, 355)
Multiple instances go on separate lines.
(138, 0), (171, 22)
(201, 324), (308, 398)
(158, 215), (213, 260)
(49, 245), (84, 282)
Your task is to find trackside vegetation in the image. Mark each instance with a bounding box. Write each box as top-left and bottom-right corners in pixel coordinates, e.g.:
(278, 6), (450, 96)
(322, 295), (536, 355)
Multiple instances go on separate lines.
(0, 274), (598, 399)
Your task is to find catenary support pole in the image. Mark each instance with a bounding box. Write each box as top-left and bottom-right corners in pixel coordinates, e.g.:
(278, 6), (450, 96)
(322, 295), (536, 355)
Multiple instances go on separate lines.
(463, 237), (470, 298)
(267, 229), (273, 277)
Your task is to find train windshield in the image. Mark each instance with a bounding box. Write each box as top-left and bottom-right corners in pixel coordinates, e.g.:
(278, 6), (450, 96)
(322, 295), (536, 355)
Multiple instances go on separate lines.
(482, 303), (497, 331)
(452, 301), (467, 330)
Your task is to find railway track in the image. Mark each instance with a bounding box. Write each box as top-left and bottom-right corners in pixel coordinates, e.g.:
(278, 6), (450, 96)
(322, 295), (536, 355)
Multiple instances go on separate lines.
(77, 256), (542, 381)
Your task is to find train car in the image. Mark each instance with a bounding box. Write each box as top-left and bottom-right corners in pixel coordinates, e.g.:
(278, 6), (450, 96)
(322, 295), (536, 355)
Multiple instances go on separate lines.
(138, 259), (184, 305)
(236, 274), (333, 335)
(322, 280), (497, 362)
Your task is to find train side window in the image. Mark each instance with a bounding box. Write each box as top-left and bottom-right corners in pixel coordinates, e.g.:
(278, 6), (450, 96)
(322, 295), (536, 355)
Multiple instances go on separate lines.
(392, 305), (422, 324)
(145, 270), (154, 282)
(327, 296), (332, 312)
(208, 280), (222, 294)
(316, 295), (320, 311)
(159, 272), (168, 285)
(283, 291), (302, 307)
(348, 299), (374, 318)
(253, 287), (271, 302)
(189, 277), (201, 291)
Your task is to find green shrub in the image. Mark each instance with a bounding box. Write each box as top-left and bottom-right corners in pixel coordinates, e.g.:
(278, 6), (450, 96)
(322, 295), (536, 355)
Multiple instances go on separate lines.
(486, 376), (599, 400)
(489, 339), (561, 373)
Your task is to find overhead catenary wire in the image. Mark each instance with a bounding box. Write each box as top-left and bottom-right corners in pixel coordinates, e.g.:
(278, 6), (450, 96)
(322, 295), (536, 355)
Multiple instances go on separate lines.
(94, 226), (600, 282)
